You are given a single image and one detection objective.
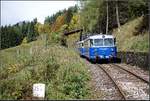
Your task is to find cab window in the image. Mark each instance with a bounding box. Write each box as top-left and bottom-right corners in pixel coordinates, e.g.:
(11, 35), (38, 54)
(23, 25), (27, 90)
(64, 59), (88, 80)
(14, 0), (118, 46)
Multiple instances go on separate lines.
(104, 38), (114, 46)
(93, 39), (103, 46)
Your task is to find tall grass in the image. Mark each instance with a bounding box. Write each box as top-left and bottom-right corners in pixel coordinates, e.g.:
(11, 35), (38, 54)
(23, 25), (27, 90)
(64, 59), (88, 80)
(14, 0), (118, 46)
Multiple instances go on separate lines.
(0, 37), (91, 99)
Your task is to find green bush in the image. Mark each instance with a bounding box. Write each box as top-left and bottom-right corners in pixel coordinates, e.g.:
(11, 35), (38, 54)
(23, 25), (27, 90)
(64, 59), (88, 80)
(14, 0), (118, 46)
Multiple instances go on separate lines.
(51, 32), (61, 43)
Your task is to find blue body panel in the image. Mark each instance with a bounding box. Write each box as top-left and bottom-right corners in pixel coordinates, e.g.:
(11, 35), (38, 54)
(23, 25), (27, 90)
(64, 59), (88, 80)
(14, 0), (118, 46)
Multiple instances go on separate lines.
(78, 48), (86, 56)
(80, 47), (117, 60)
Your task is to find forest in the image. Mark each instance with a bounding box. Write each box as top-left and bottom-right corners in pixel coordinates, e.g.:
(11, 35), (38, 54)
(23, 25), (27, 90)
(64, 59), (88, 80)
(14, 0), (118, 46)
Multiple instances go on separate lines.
(0, 0), (148, 49)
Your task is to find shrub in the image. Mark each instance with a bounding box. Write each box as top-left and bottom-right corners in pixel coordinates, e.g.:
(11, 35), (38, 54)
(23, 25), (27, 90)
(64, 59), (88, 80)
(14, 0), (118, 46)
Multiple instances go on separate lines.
(49, 32), (61, 43)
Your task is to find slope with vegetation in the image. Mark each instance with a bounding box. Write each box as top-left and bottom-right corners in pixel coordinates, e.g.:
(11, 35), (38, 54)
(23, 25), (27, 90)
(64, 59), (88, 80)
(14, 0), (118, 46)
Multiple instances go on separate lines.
(0, 37), (91, 99)
(1, 5), (88, 99)
(113, 16), (149, 52)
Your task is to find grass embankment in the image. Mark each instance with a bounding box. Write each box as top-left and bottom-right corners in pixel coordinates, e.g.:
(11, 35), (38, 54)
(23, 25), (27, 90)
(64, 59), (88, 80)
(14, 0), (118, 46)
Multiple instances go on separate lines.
(0, 38), (91, 99)
(113, 16), (149, 52)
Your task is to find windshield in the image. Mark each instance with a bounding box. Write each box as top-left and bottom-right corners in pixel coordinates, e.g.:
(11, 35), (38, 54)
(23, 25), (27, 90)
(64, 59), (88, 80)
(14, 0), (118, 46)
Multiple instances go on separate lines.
(93, 39), (103, 46)
(104, 38), (114, 46)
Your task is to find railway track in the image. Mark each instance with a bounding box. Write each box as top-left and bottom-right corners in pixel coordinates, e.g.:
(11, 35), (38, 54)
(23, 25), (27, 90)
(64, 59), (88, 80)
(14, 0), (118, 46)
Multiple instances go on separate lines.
(111, 64), (149, 83)
(97, 64), (127, 100)
(97, 64), (149, 100)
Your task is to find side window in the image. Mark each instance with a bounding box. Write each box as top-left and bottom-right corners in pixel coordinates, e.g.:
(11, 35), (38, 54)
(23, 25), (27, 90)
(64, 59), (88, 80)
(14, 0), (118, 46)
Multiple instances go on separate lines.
(114, 38), (116, 45)
(83, 42), (85, 47)
(90, 39), (93, 47)
(84, 41), (87, 47)
(86, 40), (89, 47)
(81, 43), (83, 47)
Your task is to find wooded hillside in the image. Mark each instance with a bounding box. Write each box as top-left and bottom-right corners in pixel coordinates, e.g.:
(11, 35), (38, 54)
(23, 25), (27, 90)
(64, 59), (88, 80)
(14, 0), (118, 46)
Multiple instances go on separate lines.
(0, 0), (149, 50)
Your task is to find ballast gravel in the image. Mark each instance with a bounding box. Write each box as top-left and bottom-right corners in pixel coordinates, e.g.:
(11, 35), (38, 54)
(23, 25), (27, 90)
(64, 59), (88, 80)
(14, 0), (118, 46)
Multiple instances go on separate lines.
(83, 58), (149, 100)
(102, 64), (149, 100)
(84, 59), (123, 100)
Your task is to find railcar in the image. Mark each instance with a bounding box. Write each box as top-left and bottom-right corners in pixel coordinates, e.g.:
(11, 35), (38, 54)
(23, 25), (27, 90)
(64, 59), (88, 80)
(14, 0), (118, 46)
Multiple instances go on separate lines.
(77, 34), (117, 62)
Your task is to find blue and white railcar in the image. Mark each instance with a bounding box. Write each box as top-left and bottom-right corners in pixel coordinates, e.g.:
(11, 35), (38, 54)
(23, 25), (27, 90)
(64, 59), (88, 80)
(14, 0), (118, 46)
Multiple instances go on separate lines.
(79, 34), (117, 62)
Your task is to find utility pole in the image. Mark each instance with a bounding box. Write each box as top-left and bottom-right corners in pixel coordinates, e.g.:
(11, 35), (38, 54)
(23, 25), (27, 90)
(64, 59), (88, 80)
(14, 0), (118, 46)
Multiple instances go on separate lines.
(106, 0), (109, 35)
(116, 0), (120, 32)
(78, 0), (83, 41)
(99, 0), (101, 33)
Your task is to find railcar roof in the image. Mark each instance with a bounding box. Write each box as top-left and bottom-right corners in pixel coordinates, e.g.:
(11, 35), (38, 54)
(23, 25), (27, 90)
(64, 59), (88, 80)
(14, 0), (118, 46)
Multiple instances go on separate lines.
(77, 34), (115, 43)
(88, 34), (114, 39)
(76, 40), (84, 44)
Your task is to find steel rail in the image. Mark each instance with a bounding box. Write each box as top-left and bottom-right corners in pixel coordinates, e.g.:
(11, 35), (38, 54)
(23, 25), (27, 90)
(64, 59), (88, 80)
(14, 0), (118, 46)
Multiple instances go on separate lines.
(111, 64), (149, 84)
(97, 64), (127, 100)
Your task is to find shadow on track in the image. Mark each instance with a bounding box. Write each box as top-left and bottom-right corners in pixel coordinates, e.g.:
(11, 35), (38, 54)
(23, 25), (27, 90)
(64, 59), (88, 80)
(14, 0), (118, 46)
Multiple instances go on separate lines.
(80, 55), (121, 64)
(90, 58), (121, 64)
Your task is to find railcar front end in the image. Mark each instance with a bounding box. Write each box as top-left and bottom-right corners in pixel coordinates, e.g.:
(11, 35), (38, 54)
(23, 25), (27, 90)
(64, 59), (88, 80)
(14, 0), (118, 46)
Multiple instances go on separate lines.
(83, 34), (117, 62)
(89, 46), (117, 60)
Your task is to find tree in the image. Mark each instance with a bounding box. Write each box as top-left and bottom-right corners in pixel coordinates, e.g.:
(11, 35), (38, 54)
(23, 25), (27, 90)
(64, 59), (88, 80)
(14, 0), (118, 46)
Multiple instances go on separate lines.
(65, 5), (78, 25)
(80, 0), (104, 33)
(51, 14), (65, 32)
(35, 22), (45, 34)
(65, 7), (73, 24)
(106, 0), (109, 34)
(80, 0), (147, 34)
(25, 18), (39, 42)
(128, 0), (147, 18)
(43, 23), (51, 34)
(69, 14), (79, 30)
(21, 37), (27, 44)
(116, 0), (121, 32)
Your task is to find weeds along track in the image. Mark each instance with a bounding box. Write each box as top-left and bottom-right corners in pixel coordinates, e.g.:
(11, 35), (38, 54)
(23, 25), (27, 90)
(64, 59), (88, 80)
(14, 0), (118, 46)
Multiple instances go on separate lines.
(97, 64), (149, 100)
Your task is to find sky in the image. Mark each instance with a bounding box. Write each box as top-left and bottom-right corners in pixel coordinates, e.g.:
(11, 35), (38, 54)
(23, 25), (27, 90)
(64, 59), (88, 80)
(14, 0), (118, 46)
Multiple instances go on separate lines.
(1, 1), (77, 26)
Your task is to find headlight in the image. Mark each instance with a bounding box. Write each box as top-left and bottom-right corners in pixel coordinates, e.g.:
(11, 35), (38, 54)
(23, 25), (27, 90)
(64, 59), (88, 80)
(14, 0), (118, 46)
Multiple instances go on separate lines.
(111, 48), (114, 51)
(106, 56), (109, 58)
(100, 55), (103, 58)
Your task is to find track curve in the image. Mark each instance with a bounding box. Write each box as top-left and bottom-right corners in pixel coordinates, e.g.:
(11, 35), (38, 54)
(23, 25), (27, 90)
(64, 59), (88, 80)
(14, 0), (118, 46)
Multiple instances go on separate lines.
(97, 64), (127, 100)
(111, 64), (149, 83)
(97, 63), (149, 100)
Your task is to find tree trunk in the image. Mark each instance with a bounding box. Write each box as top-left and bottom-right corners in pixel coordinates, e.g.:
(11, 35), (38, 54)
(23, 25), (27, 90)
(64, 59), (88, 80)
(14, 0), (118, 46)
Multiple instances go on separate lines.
(116, 0), (120, 32)
(106, 1), (109, 34)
